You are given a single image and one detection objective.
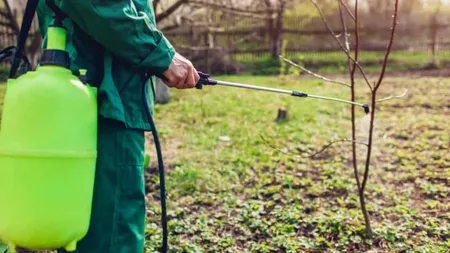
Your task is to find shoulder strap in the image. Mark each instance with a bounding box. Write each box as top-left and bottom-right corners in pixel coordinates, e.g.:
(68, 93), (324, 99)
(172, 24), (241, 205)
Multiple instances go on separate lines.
(9, 0), (39, 79)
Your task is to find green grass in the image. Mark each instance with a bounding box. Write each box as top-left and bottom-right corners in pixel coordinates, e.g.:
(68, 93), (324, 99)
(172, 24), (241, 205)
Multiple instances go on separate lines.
(234, 51), (450, 75)
(0, 76), (448, 252)
(144, 75), (449, 252)
(235, 51), (450, 64)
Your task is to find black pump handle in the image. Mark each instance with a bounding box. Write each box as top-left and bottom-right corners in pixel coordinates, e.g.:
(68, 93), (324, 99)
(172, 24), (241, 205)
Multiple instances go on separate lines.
(156, 71), (217, 90)
(195, 71), (217, 89)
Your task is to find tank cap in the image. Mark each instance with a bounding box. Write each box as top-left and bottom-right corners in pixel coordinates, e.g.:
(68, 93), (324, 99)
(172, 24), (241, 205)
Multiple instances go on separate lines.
(40, 49), (70, 69)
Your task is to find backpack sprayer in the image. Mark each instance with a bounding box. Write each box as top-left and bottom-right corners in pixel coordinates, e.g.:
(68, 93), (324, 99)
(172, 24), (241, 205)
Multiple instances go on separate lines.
(0, 1), (98, 253)
(0, 1), (370, 253)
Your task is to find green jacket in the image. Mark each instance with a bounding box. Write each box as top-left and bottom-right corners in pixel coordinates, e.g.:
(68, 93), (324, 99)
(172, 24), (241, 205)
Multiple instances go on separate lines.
(36, 0), (175, 130)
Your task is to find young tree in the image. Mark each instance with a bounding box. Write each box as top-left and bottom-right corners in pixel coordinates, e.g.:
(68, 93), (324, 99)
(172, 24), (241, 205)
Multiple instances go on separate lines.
(280, 0), (402, 239)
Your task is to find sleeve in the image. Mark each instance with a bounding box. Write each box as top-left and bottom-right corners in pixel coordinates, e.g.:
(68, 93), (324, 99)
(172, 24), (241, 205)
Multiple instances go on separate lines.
(58, 0), (176, 76)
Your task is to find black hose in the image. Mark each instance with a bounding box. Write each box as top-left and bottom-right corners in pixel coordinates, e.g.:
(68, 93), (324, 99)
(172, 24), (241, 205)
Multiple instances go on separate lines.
(142, 81), (168, 253)
(0, 47), (32, 75)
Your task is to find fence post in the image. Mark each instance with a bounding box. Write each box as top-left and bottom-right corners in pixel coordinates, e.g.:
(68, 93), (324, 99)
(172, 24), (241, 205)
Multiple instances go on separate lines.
(431, 19), (438, 58)
(204, 32), (209, 73)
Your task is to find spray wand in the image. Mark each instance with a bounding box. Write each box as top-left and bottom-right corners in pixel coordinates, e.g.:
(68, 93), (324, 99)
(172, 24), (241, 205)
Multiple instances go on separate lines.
(195, 72), (370, 114)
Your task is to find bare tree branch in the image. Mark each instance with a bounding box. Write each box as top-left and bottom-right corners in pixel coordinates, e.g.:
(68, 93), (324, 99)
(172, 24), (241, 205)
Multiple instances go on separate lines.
(338, 2), (351, 54)
(280, 56), (351, 88)
(260, 135), (368, 159)
(153, 0), (160, 12)
(259, 135), (301, 158)
(177, 45), (224, 51)
(209, 7), (270, 19)
(351, 0), (362, 189)
(339, 0), (356, 21)
(377, 89), (408, 103)
(156, 0), (188, 22)
(373, 3), (400, 92)
(306, 139), (368, 158)
(309, 0), (373, 91)
(339, 0), (362, 191)
(189, 1), (275, 15)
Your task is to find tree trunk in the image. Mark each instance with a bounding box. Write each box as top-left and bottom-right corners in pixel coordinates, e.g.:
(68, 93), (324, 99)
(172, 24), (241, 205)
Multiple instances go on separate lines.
(155, 78), (170, 104)
(266, 9), (275, 57)
(272, 8), (283, 58)
(269, 0), (285, 58)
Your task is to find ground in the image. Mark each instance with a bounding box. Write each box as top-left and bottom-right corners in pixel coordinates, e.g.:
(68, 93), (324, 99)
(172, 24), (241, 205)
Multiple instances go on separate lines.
(0, 72), (449, 253)
(144, 74), (449, 252)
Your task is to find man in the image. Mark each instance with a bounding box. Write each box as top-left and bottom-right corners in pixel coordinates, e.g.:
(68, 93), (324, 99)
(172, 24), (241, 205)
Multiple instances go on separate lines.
(35, 1), (200, 252)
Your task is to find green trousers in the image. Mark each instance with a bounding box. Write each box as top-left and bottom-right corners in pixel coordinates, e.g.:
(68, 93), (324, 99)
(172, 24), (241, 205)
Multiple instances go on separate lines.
(59, 117), (147, 253)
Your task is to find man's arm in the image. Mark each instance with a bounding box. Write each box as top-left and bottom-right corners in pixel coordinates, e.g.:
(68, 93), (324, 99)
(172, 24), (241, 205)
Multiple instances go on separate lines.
(57, 0), (199, 88)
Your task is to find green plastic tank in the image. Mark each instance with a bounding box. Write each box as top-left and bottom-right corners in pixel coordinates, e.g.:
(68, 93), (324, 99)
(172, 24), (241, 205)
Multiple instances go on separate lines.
(0, 23), (98, 252)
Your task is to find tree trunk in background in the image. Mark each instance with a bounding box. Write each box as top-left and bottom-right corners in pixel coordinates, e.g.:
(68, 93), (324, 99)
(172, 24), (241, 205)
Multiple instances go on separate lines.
(264, 0), (275, 58)
(266, 0), (285, 58)
(272, 1), (284, 58)
(431, 0), (442, 65)
(155, 78), (170, 104)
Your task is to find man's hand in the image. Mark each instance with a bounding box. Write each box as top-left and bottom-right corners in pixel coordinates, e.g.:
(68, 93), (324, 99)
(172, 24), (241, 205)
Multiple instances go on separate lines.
(161, 53), (200, 89)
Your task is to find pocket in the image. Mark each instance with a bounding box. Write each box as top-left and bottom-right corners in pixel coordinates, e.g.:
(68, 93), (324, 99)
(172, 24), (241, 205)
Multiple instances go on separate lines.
(97, 53), (126, 123)
(117, 129), (146, 203)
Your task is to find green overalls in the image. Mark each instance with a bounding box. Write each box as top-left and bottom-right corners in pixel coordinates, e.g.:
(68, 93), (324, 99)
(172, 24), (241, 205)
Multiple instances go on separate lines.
(36, 1), (175, 252)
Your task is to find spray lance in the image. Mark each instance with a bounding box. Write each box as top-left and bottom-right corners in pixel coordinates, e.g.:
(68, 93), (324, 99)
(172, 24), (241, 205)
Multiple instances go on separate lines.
(194, 72), (371, 114)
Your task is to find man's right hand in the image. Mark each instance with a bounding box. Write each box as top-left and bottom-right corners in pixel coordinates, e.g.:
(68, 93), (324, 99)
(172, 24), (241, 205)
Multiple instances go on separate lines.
(161, 53), (200, 89)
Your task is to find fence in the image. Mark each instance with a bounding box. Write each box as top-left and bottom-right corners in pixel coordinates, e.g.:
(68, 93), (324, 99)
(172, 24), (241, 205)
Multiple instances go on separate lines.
(163, 15), (450, 74)
(1, 12), (450, 76)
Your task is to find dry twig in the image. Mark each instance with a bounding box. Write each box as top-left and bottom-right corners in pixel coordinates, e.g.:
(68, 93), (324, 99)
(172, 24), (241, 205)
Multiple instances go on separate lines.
(377, 89), (408, 103)
(280, 56), (351, 88)
(260, 135), (368, 159)
(338, 0), (356, 21)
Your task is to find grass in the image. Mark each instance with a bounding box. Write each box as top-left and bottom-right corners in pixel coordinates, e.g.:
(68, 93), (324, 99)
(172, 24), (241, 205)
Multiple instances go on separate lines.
(234, 51), (450, 64)
(0, 75), (448, 252)
(144, 75), (449, 252)
(234, 51), (450, 75)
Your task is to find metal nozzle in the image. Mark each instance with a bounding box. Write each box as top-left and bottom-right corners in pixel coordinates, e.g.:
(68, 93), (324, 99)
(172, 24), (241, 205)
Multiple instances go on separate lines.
(363, 104), (370, 114)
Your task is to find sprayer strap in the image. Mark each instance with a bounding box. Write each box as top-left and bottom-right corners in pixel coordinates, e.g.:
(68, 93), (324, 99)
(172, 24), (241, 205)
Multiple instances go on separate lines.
(9, 0), (39, 78)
